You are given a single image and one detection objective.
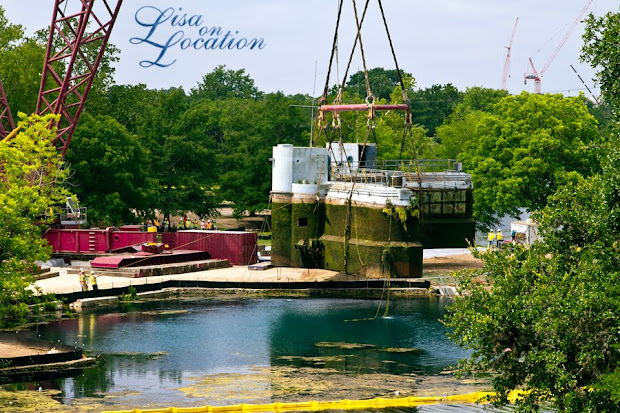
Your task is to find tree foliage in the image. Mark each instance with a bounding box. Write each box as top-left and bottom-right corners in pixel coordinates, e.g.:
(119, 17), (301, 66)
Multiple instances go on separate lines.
(435, 87), (508, 159)
(445, 137), (620, 411)
(345, 67), (413, 102)
(581, 9), (620, 119)
(190, 65), (262, 101)
(0, 7), (46, 118)
(0, 114), (69, 326)
(446, 11), (620, 411)
(67, 114), (153, 225)
(409, 83), (463, 136)
(458, 92), (602, 229)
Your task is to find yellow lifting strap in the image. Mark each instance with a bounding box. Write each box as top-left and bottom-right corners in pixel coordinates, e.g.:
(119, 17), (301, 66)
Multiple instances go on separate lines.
(102, 390), (530, 413)
(1, 123), (22, 142)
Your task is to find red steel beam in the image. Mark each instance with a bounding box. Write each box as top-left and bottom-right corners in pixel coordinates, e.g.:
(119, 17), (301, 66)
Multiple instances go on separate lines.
(319, 103), (410, 112)
(0, 79), (15, 138)
(37, 0), (123, 158)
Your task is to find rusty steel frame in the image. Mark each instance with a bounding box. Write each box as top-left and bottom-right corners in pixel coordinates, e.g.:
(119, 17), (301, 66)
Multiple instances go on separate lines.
(37, 0), (123, 158)
(0, 79), (15, 139)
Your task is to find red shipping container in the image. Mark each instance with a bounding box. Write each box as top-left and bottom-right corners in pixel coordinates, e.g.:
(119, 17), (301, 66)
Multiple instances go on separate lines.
(44, 228), (156, 254)
(176, 231), (257, 265)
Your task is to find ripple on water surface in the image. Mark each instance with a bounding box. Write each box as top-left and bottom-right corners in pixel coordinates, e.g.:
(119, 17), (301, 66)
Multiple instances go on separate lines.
(8, 297), (508, 412)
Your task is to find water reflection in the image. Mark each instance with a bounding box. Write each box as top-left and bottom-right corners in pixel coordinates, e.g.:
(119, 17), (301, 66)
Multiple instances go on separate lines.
(17, 297), (484, 411)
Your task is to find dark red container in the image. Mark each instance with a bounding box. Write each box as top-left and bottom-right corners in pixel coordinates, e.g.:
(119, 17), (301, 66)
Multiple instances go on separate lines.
(44, 228), (156, 254)
(161, 232), (177, 249)
(176, 230), (257, 265)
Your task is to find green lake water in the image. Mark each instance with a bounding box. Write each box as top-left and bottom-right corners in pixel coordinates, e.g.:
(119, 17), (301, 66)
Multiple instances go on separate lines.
(11, 296), (506, 412)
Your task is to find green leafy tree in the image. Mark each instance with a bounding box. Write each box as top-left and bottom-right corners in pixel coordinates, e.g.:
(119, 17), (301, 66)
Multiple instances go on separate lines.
(445, 137), (619, 411)
(67, 113), (153, 225)
(190, 65), (262, 102)
(345, 67), (413, 102)
(581, 9), (620, 119)
(139, 87), (218, 219)
(0, 7), (46, 118)
(459, 92), (602, 229)
(215, 93), (309, 215)
(435, 110), (489, 160)
(447, 12), (620, 410)
(435, 87), (508, 159)
(0, 113), (70, 326)
(86, 84), (159, 134)
(409, 84), (463, 136)
(459, 86), (509, 113)
(585, 98), (614, 138)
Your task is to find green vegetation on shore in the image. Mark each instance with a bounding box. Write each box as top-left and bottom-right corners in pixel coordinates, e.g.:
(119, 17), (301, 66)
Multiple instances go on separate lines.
(0, 5), (618, 410)
(445, 8), (619, 412)
(0, 114), (68, 327)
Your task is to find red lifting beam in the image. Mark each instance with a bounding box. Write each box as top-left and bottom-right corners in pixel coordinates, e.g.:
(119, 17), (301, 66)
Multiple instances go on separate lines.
(37, 0), (123, 158)
(319, 103), (410, 112)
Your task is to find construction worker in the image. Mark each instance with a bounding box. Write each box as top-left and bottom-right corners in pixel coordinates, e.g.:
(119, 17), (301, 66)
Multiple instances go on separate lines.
(206, 219), (213, 230)
(496, 229), (503, 248)
(90, 271), (99, 295)
(488, 230), (496, 250)
(78, 268), (86, 291)
(200, 219), (206, 230)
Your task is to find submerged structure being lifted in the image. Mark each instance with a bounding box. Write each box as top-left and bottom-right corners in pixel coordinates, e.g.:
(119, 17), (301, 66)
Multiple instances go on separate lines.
(270, 143), (474, 278)
(270, 0), (474, 277)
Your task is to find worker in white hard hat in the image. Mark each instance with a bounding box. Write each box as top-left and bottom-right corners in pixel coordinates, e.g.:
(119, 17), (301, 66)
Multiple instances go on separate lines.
(496, 229), (503, 249)
(90, 271), (99, 295)
(206, 219), (213, 230)
(78, 268), (87, 291)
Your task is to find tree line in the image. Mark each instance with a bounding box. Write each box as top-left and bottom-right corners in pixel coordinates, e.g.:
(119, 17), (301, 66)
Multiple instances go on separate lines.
(0, 4), (613, 229)
(0, 5), (618, 409)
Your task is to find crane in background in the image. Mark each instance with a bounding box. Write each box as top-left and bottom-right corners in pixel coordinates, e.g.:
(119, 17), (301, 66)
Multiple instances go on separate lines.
(524, 0), (594, 93)
(501, 17), (519, 90)
(1, 0), (123, 158)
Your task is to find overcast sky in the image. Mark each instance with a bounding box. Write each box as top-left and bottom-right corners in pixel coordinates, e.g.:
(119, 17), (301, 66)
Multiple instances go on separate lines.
(3, 1), (618, 99)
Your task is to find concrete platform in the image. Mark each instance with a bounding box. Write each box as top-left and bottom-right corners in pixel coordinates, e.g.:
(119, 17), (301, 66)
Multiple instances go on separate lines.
(91, 249), (211, 269)
(91, 258), (230, 278)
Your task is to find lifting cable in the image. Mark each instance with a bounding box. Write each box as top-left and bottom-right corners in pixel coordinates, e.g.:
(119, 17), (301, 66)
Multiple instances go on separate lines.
(377, 0), (408, 102)
(314, 0), (413, 278)
(319, 0), (344, 106)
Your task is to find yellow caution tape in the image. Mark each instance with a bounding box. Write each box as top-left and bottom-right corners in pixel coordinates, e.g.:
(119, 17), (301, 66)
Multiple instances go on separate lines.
(102, 391), (528, 413)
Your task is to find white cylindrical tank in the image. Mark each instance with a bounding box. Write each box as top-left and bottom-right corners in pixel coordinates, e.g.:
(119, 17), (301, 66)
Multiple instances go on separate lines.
(272, 144), (294, 193)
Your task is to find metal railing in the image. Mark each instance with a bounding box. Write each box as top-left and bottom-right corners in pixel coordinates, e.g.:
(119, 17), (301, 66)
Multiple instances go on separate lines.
(330, 159), (460, 173)
(329, 159), (466, 187)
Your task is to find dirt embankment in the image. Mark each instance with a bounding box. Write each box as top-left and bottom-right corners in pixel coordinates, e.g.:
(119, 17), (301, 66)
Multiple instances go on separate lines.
(423, 253), (483, 273)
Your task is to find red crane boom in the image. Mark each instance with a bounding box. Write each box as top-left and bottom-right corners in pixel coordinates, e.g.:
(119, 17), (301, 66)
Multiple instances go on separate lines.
(501, 17), (519, 90)
(37, 0), (123, 158)
(524, 0), (594, 93)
